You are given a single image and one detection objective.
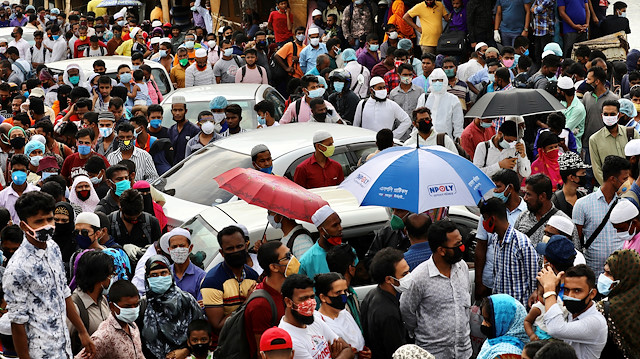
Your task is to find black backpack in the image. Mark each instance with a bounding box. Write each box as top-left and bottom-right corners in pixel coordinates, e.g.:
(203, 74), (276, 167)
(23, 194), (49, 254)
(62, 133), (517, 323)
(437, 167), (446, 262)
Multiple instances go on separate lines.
(269, 42), (297, 85)
(213, 289), (277, 359)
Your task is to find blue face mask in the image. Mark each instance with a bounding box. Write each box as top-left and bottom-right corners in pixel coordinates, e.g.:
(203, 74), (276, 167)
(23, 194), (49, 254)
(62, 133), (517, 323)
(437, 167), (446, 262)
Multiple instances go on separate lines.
(307, 88), (325, 98)
(149, 119), (162, 128)
(369, 44), (379, 52)
(257, 116), (266, 126)
(76, 233), (94, 249)
(480, 121), (493, 128)
(258, 166), (273, 174)
(597, 273), (619, 296)
(77, 144), (91, 156)
(523, 49), (529, 56)
(493, 185), (511, 203)
(52, 35), (60, 40)
(23, 91), (29, 98)
(113, 179), (131, 196)
(120, 73), (132, 84)
(117, 20), (126, 26)
(11, 170), (26, 185)
(159, 49), (167, 58)
(333, 81), (345, 93)
(41, 171), (55, 180)
(148, 275), (172, 294)
(114, 304), (140, 323)
(132, 65), (140, 71)
(69, 75), (80, 85)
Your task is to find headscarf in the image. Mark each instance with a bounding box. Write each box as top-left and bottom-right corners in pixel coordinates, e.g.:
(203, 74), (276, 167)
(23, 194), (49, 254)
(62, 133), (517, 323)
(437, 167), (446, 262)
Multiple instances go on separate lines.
(63, 63), (88, 88)
(132, 180), (168, 230)
(626, 49), (640, 73)
(392, 344), (435, 359)
(53, 201), (77, 264)
(477, 294), (528, 359)
(68, 175), (100, 213)
(605, 250), (640, 357)
(141, 255), (204, 359)
(531, 131), (562, 190)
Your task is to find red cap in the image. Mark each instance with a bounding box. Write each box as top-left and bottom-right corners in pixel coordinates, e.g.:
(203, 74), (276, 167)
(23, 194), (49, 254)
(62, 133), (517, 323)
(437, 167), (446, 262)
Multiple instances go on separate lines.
(260, 327), (292, 352)
(163, 22), (172, 28)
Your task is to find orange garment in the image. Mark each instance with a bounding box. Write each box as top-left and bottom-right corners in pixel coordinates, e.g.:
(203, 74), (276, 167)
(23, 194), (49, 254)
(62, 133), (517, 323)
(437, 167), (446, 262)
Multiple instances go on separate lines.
(2, 117), (12, 125)
(172, 49), (196, 67)
(388, 0), (415, 39)
(52, 100), (60, 116)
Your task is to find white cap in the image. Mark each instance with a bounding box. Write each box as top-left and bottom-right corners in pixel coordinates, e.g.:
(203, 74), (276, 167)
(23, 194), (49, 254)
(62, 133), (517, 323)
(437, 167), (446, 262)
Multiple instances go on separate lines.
(541, 50), (555, 59)
(152, 20), (162, 27)
(547, 215), (575, 236)
(308, 27), (320, 35)
(474, 42), (487, 51)
(312, 205), (336, 227)
(50, 7), (60, 14)
(611, 199), (639, 224)
(30, 87), (45, 98)
(625, 139), (640, 156)
(235, 223), (250, 237)
(30, 134), (46, 146)
(557, 76), (574, 90)
(313, 130), (332, 144)
(0, 38), (8, 44)
(150, 37), (161, 45)
(129, 27), (140, 39)
(218, 27), (225, 34)
(114, 6), (127, 19)
(195, 48), (207, 58)
(160, 37), (171, 44)
(159, 232), (171, 254)
(370, 76), (385, 87)
(166, 228), (191, 247)
(312, 9), (322, 17)
(76, 212), (101, 228)
(251, 144), (269, 157)
(172, 95), (186, 104)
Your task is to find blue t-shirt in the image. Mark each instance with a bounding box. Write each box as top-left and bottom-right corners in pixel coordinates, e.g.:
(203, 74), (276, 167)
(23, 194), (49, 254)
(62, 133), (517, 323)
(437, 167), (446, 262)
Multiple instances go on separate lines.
(557, 0), (588, 33)
(496, 0), (532, 33)
(404, 241), (432, 271)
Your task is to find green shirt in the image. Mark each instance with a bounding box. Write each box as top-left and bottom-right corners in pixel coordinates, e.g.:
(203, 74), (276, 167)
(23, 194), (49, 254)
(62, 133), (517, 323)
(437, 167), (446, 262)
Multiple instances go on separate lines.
(589, 125), (640, 185)
(562, 97), (586, 152)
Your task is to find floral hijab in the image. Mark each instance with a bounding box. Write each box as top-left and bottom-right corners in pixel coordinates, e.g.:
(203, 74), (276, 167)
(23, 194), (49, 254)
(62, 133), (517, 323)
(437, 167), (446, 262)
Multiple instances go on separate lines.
(606, 250), (640, 357)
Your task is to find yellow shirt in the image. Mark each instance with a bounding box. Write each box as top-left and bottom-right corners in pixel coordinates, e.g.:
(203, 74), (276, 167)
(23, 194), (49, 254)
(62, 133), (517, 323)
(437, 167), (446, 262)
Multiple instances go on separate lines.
(87, 0), (107, 17)
(115, 39), (133, 56)
(150, 6), (164, 22)
(170, 66), (186, 88)
(406, 1), (447, 46)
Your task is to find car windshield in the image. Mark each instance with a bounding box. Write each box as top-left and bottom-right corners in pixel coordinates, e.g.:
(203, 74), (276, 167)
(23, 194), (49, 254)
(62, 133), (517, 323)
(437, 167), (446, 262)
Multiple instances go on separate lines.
(182, 215), (219, 269)
(153, 145), (252, 205)
(161, 100), (255, 130)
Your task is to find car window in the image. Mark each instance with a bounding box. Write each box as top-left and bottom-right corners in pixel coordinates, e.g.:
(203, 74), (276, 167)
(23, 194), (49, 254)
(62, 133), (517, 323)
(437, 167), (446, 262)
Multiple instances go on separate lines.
(161, 100), (256, 130)
(153, 145), (252, 205)
(151, 68), (171, 95)
(262, 88), (285, 121)
(284, 146), (351, 180)
(182, 215), (219, 269)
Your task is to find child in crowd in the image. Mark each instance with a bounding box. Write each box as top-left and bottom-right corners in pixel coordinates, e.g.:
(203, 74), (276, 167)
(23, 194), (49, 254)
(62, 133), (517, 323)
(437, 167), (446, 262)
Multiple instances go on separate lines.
(523, 281), (552, 341)
(187, 319), (214, 359)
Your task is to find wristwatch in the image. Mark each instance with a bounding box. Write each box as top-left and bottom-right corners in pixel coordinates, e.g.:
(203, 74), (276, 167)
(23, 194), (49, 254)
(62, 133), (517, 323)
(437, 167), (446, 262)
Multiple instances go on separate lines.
(543, 291), (557, 299)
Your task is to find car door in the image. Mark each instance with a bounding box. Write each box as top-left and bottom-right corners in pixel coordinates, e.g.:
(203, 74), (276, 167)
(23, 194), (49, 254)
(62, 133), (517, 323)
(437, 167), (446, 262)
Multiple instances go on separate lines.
(284, 145), (351, 180)
(261, 87), (285, 121)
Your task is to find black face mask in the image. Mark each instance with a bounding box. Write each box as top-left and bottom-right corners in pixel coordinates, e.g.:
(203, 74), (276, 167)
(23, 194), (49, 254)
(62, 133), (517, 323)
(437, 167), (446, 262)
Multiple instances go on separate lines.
(257, 40), (267, 49)
(314, 18), (323, 27)
(583, 81), (595, 93)
(54, 222), (74, 237)
(480, 324), (495, 338)
(443, 245), (464, 264)
(417, 119), (432, 134)
(327, 294), (347, 310)
(291, 308), (315, 325)
(225, 249), (247, 268)
(555, 91), (564, 102)
(10, 137), (25, 149)
(189, 343), (209, 357)
(314, 112), (327, 123)
(575, 175), (587, 187)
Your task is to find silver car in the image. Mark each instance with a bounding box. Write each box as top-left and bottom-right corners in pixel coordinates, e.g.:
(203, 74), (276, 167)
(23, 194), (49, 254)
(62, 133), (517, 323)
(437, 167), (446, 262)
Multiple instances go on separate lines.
(0, 27), (35, 46)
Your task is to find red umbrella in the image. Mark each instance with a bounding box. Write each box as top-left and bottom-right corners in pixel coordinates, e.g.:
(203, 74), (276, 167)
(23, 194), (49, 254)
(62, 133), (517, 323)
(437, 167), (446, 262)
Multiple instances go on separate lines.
(214, 168), (329, 223)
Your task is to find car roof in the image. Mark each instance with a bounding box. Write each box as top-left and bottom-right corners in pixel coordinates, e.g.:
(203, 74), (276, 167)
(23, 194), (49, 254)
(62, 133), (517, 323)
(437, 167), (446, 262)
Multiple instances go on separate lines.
(210, 123), (378, 159)
(46, 56), (167, 72)
(161, 84), (267, 102)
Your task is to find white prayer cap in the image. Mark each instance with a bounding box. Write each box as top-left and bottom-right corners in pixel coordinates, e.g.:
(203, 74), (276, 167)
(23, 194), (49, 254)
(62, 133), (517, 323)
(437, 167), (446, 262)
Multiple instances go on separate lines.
(76, 212), (101, 228)
(312, 9), (322, 17)
(308, 27), (319, 35)
(152, 20), (162, 28)
(541, 50), (555, 59)
(610, 199), (639, 224)
(166, 228), (191, 246)
(172, 95), (186, 104)
(312, 205), (336, 227)
(474, 42), (487, 51)
(195, 48), (207, 58)
(625, 139), (640, 156)
(370, 76), (384, 87)
(547, 215), (575, 236)
(557, 76), (574, 90)
(313, 130), (332, 144)
(150, 37), (161, 45)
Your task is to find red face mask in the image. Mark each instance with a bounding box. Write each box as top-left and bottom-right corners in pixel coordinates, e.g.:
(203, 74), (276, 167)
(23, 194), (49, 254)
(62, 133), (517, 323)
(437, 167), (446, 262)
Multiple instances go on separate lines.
(322, 227), (342, 246)
(482, 217), (495, 233)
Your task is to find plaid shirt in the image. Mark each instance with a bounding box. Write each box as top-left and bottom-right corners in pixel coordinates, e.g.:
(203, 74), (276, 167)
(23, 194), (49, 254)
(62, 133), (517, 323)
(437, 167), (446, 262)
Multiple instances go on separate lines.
(532, 0), (555, 36)
(491, 225), (540, 306)
(384, 68), (401, 93)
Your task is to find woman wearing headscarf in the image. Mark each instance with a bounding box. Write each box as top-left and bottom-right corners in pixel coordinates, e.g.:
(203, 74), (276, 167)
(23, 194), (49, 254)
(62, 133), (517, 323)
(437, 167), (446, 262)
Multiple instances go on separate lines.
(392, 344), (435, 359)
(138, 255), (204, 359)
(69, 175), (100, 213)
(53, 201), (78, 276)
(597, 250), (640, 358)
(530, 131), (562, 190)
(132, 180), (167, 231)
(477, 294), (529, 359)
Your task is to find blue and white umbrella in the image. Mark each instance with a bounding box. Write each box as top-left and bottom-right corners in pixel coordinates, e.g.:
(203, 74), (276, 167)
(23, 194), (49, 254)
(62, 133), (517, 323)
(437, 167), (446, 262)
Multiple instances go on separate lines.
(339, 146), (495, 213)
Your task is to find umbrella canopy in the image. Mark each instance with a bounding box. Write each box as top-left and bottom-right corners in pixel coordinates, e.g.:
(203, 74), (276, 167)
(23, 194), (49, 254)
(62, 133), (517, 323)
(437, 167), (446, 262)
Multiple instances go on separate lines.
(464, 89), (565, 119)
(214, 168), (328, 223)
(339, 146), (495, 213)
(97, 0), (142, 7)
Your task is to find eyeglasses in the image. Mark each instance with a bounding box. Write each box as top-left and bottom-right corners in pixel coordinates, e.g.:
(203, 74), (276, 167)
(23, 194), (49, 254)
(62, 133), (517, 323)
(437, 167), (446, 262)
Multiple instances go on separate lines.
(73, 228), (94, 237)
(278, 252), (293, 262)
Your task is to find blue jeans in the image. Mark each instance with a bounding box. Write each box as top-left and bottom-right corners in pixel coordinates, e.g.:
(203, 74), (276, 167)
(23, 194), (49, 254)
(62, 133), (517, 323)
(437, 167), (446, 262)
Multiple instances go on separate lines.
(500, 31), (520, 47)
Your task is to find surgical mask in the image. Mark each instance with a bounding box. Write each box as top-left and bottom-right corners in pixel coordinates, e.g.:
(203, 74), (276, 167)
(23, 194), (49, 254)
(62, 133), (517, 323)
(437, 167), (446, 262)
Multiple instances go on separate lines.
(90, 175), (102, 185)
(179, 58), (189, 67)
(310, 38), (320, 46)
(120, 73), (131, 84)
(603, 115), (619, 127)
(114, 304), (139, 323)
(117, 20), (126, 26)
(201, 121), (215, 135)
(30, 155), (42, 167)
(523, 49), (529, 56)
(23, 222), (54, 243)
(69, 75), (80, 85)
(42, 172), (55, 180)
(493, 186), (511, 203)
(159, 49), (167, 58)
(77, 145), (91, 156)
(444, 68), (455, 78)
(149, 119), (162, 129)
(148, 275), (172, 294)
(258, 166), (273, 174)
(619, 11), (626, 17)
(296, 34), (305, 42)
(114, 179), (131, 196)
(257, 116), (266, 126)
(498, 138), (511, 149)
(616, 223), (636, 242)
(333, 81), (344, 92)
(99, 127), (113, 138)
(488, 74), (495, 83)
(562, 291), (592, 314)
(208, 40), (216, 49)
(185, 40), (195, 49)
(170, 247), (190, 264)
(390, 214), (405, 230)
(223, 48), (234, 57)
(597, 273), (619, 296)
(388, 31), (398, 40)
(102, 276), (116, 296)
(132, 65), (140, 71)
(307, 88), (325, 98)
(268, 214), (281, 229)
(400, 76), (412, 85)
(319, 144), (335, 157)
(369, 44), (378, 51)
(355, 0), (364, 4)
(52, 35), (60, 40)
(480, 121), (493, 128)
(374, 89), (387, 100)
(391, 272), (412, 293)
(502, 59), (515, 68)
(11, 170), (26, 185)
(430, 81), (444, 93)
(119, 139), (134, 152)
(326, 293), (348, 310)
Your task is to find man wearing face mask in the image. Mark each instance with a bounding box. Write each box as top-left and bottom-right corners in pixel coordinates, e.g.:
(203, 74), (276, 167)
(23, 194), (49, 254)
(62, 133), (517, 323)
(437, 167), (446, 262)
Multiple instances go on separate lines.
(108, 188), (161, 248)
(389, 63), (424, 120)
(0, 154), (39, 224)
(185, 48), (215, 87)
(480, 197), (539, 306)
(61, 128), (109, 184)
(537, 264), (607, 358)
(107, 122), (158, 181)
(106, 24), (123, 56)
(48, 24), (68, 62)
(293, 131), (344, 189)
(298, 28), (327, 75)
(416, 69), (464, 140)
(165, 228), (205, 301)
(609, 199), (640, 254)
(474, 120), (531, 177)
(400, 219), (471, 357)
(73, 25), (90, 59)
(213, 39), (244, 84)
(185, 111), (220, 157)
(7, 27), (30, 62)
(251, 144), (273, 174)
(557, 76), (585, 153)
(281, 75), (340, 124)
(267, 207), (314, 259)
(402, 107), (457, 153)
(582, 67), (620, 163)
(353, 77), (411, 139)
(552, 152), (589, 217)
(309, 98), (343, 124)
(364, 208), (411, 267)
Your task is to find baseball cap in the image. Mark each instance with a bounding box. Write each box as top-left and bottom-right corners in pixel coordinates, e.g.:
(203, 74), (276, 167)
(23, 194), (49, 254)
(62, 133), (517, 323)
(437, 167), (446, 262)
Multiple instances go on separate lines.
(260, 327), (292, 352)
(536, 234), (577, 264)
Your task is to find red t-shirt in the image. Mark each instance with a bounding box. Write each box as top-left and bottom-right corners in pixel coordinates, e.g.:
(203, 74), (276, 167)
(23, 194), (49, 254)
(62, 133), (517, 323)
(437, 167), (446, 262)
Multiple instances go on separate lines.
(268, 10), (293, 43)
(460, 122), (496, 159)
(243, 279), (285, 359)
(293, 155), (345, 189)
(60, 151), (110, 184)
(73, 38), (91, 58)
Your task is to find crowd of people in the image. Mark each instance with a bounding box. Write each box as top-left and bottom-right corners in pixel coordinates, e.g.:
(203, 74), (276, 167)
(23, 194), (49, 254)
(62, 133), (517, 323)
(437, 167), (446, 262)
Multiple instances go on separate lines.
(0, 0), (636, 358)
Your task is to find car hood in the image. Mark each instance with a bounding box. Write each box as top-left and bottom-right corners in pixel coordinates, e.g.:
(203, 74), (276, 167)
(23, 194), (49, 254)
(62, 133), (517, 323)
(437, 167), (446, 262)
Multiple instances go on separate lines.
(162, 194), (209, 229)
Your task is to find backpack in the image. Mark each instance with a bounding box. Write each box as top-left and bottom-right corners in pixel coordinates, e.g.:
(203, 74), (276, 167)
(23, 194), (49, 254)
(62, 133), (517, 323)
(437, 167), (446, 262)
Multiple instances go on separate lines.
(286, 227), (315, 250)
(351, 64), (365, 91)
(13, 60), (34, 81)
(240, 65), (264, 82)
(232, 55), (243, 68)
(70, 292), (92, 355)
(108, 211), (153, 262)
(213, 289), (277, 359)
(291, 98), (304, 123)
(269, 42), (297, 84)
(436, 132), (471, 160)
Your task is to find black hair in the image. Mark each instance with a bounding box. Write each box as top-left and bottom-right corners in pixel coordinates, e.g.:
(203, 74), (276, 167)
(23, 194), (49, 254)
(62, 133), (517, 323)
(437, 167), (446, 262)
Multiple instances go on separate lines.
(108, 279), (139, 304)
(216, 225), (244, 247)
(98, 75), (111, 85)
(131, 52), (144, 62)
(75, 128), (94, 142)
(224, 104), (242, 118)
(5, 47), (18, 56)
(369, 247), (405, 284)
(109, 96), (125, 110)
(15, 191), (55, 222)
(132, 69), (144, 82)
(244, 48), (257, 56)
(69, 87), (91, 102)
(257, 240), (283, 276)
(85, 155), (106, 174)
(513, 36), (529, 49)
(326, 243), (356, 275)
(547, 112), (566, 131)
(405, 214), (431, 241)
(421, 52), (436, 62)
(614, 1), (627, 12)
(394, 49), (409, 59)
(147, 104), (163, 116)
(119, 189), (143, 216)
(118, 159), (136, 174)
(116, 121), (135, 134)
(40, 180), (64, 201)
(105, 164), (128, 180)
(533, 341), (578, 359)
(253, 100), (275, 118)
(29, 97), (45, 115)
(602, 155), (630, 182)
(601, 99), (620, 112)
(300, 75), (319, 89)
(131, 115), (148, 128)
(630, 86), (640, 99)
(397, 63), (414, 75)
(93, 59), (106, 68)
(575, 45), (590, 58)
(281, 273), (314, 299)
(517, 55), (532, 70)
(310, 97), (325, 110)
(442, 56), (457, 66)
(76, 251), (114, 293)
(412, 107), (431, 122)
(326, 37), (340, 50)
(565, 263), (597, 288)
(187, 318), (212, 336)
(495, 67), (510, 83)
(314, 272), (343, 296)
(10, 153), (29, 168)
(479, 197), (508, 221)
(427, 219), (460, 253)
(13, 113), (30, 128)
(491, 169), (520, 190)
(1, 224), (23, 244)
(0, 208), (10, 231)
(588, 66), (607, 83)
(525, 173), (553, 199)
(376, 128), (394, 151)
(75, 98), (93, 111)
(35, 119), (54, 135)
(542, 54), (561, 68)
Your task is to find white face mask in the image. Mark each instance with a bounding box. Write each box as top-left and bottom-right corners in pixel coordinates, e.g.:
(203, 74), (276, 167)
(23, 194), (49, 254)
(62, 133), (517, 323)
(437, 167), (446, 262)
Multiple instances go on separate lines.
(201, 121), (215, 135)
(388, 31), (398, 40)
(212, 112), (225, 123)
(616, 223), (636, 242)
(391, 271), (413, 293)
(268, 214), (281, 229)
(373, 89), (387, 100)
(309, 38), (320, 46)
(169, 247), (190, 264)
(603, 115), (619, 127)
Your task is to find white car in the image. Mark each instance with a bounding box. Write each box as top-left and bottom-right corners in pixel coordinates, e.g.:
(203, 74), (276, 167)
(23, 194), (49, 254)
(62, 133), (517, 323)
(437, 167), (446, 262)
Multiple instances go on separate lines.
(159, 83), (286, 130)
(0, 27), (35, 46)
(46, 56), (175, 95)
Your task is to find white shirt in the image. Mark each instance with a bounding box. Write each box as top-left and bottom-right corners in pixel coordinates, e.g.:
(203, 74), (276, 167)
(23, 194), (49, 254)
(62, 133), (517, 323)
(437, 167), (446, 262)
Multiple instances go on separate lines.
(417, 91), (464, 140)
(457, 58), (482, 83)
(473, 137), (531, 178)
(353, 97), (411, 139)
(184, 62), (216, 87)
(344, 60), (370, 99)
(49, 37), (68, 62)
(279, 317), (339, 359)
(30, 44), (49, 65)
(403, 128), (458, 153)
(314, 311), (365, 351)
(8, 38), (31, 63)
(544, 302), (607, 359)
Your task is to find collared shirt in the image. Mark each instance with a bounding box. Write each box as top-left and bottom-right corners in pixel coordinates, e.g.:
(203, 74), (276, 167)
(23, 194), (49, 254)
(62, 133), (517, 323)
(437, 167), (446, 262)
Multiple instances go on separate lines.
(68, 290), (110, 336)
(404, 241), (433, 271)
(532, 0), (555, 36)
(245, 278), (286, 358)
(562, 97), (586, 153)
(514, 204), (580, 250)
(185, 132), (221, 158)
(8, 38), (31, 62)
(361, 286), (406, 359)
(402, 128), (458, 153)
(75, 314), (145, 359)
(460, 122), (496, 159)
(171, 261), (206, 301)
(3, 239), (72, 358)
(168, 120), (201, 164)
(589, 125), (640, 185)
(0, 183), (40, 224)
(472, 137), (531, 178)
(383, 68), (401, 93)
(298, 43), (328, 74)
(400, 257), (471, 358)
(353, 98), (412, 139)
(201, 262), (259, 316)
(582, 90), (619, 150)
(490, 225), (539, 305)
(293, 155), (344, 189)
(107, 147), (159, 182)
(389, 84), (425, 117)
(573, 188), (623, 275)
(357, 50), (380, 72)
(298, 242), (330, 281)
(544, 302), (607, 359)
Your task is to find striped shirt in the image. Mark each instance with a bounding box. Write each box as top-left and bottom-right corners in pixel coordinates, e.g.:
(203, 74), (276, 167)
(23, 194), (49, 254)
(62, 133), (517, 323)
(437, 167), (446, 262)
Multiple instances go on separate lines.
(200, 262), (259, 315)
(107, 146), (159, 182)
(491, 225), (539, 306)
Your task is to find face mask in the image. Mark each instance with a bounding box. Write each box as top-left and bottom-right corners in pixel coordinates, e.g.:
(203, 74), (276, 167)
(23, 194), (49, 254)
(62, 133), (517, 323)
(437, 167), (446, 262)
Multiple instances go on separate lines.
(185, 40), (195, 49)
(388, 31), (398, 40)
(90, 175), (102, 185)
(23, 222), (55, 242)
(498, 137), (511, 150)
(563, 291), (592, 314)
(114, 304), (139, 323)
(416, 119), (432, 133)
(159, 49), (167, 58)
(333, 81), (344, 92)
(189, 343), (210, 357)
(0, 47), (5, 54)
(355, 0), (364, 4)
(29, 155), (42, 167)
(296, 34), (305, 42)
(573, 174), (587, 187)
(119, 139), (134, 152)
(223, 48), (234, 57)
(11, 170), (27, 185)
(225, 249), (247, 268)
(373, 89), (387, 100)
(391, 272), (413, 293)
(326, 293), (348, 310)
(77, 144), (91, 156)
(482, 217), (495, 233)
(444, 68), (455, 78)
(480, 121), (493, 128)
(493, 186), (511, 203)
(400, 76), (412, 85)
(597, 273), (619, 296)
(208, 40), (216, 49)
(583, 81), (595, 93)
(307, 88), (325, 98)
(117, 20), (126, 26)
(523, 48), (530, 56)
(480, 324), (495, 339)
(314, 112), (327, 122)
(10, 136), (25, 149)
(52, 35), (60, 40)
(369, 44), (378, 52)
(76, 232), (94, 249)
(257, 116), (266, 126)
(79, 36), (87, 41)
(258, 165), (273, 174)
(77, 189), (91, 201)
(502, 59), (515, 68)
(42, 172), (55, 180)
(619, 11), (626, 17)
(149, 119), (162, 129)
(616, 222), (636, 242)
(96, 32), (104, 37)
(258, 40), (267, 49)
(119, 73), (132, 84)
(170, 247), (190, 264)
(131, 65), (140, 71)
(545, 148), (559, 161)
(603, 115), (619, 127)
(114, 179), (131, 196)
(309, 37), (320, 47)
(390, 214), (405, 230)
(99, 127), (113, 138)
(430, 81), (445, 93)
(443, 244), (465, 264)
(293, 297), (316, 317)
(319, 144), (335, 157)
(488, 74), (495, 83)
(268, 214), (281, 229)
(148, 275), (172, 294)
(179, 58), (189, 67)
(201, 121), (215, 135)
